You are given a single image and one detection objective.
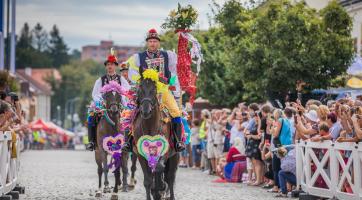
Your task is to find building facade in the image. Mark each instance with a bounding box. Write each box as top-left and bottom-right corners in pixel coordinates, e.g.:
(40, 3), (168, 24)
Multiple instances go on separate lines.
(81, 40), (141, 63)
(16, 68), (60, 122)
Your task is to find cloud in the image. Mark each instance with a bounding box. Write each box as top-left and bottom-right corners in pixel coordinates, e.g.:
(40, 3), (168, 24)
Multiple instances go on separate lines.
(16, 0), (228, 50)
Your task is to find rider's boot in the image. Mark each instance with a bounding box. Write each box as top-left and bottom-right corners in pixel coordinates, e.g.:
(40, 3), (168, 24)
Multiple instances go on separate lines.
(86, 116), (96, 151)
(172, 117), (185, 152)
(122, 129), (133, 152)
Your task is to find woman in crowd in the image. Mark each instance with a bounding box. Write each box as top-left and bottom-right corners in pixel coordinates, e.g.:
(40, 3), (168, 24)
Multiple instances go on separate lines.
(295, 109), (319, 140)
(269, 109), (292, 192)
(207, 110), (224, 175)
(200, 109), (210, 172)
(276, 147), (297, 198)
(191, 119), (202, 169)
(221, 108), (232, 152)
(224, 137), (246, 182)
(245, 103), (264, 186)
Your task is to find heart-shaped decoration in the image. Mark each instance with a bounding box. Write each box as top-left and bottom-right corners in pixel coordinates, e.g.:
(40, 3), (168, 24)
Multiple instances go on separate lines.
(102, 133), (125, 155)
(137, 135), (169, 172)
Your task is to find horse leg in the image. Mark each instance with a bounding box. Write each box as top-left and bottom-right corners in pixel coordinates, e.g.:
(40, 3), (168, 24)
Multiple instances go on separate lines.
(151, 172), (164, 200)
(111, 166), (120, 200)
(95, 150), (103, 197)
(165, 154), (179, 200)
(130, 152), (137, 186)
(138, 156), (152, 200)
(121, 152), (129, 192)
(101, 150), (111, 193)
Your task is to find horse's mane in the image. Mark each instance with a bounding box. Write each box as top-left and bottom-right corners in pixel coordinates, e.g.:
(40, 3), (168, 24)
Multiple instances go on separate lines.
(101, 80), (127, 96)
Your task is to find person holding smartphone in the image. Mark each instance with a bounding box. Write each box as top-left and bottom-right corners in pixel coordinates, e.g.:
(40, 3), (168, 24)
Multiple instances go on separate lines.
(245, 103), (264, 186)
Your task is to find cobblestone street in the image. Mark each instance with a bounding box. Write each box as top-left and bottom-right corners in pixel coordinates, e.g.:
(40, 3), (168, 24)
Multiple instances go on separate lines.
(19, 150), (283, 200)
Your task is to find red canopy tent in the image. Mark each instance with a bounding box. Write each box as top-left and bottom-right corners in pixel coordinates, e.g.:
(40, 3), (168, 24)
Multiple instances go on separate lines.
(46, 122), (66, 135)
(29, 119), (55, 133)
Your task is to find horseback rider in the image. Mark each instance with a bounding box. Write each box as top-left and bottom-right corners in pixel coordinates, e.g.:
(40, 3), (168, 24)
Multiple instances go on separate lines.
(122, 28), (186, 153)
(86, 52), (130, 151)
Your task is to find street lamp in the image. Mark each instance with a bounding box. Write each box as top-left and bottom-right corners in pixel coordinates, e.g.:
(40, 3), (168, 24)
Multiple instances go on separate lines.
(56, 105), (61, 126)
(64, 97), (80, 129)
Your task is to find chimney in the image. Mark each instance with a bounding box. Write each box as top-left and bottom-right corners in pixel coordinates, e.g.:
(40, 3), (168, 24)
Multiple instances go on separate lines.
(25, 67), (32, 76)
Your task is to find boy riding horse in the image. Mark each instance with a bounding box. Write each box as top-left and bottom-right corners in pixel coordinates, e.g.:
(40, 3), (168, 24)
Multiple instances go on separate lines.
(122, 28), (185, 153)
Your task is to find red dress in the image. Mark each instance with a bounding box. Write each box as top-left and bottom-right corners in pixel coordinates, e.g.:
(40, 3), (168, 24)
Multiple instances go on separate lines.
(227, 147), (246, 163)
(225, 147), (247, 182)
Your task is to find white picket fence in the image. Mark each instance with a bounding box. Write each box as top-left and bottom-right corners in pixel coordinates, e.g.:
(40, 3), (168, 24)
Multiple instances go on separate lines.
(296, 140), (362, 200)
(0, 131), (21, 196)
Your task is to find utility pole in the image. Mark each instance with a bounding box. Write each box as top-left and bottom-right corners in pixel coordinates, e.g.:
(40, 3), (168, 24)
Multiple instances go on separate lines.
(0, 0), (4, 70)
(5, 0), (9, 70)
(9, 0), (15, 74)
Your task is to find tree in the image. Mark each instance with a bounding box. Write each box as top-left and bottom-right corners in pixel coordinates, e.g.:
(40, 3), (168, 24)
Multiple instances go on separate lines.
(17, 23), (33, 49)
(48, 60), (103, 124)
(228, 0), (353, 102)
(16, 23), (53, 68)
(70, 49), (81, 61)
(48, 25), (70, 68)
(32, 23), (48, 51)
(161, 0), (353, 106)
(0, 70), (19, 92)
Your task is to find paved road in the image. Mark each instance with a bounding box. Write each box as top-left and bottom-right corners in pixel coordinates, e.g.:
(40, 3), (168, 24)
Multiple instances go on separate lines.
(19, 150), (284, 200)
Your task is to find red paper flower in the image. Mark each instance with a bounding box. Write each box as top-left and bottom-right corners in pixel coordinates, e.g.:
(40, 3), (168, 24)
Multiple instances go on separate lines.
(107, 55), (117, 63)
(149, 28), (157, 33)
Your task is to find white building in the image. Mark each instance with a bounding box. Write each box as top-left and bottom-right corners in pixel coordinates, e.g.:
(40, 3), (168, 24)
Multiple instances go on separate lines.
(16, 68), (60, 122)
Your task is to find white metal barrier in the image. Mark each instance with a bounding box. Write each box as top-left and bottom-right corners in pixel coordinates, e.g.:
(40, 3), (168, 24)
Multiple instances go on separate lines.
(296, 140), (362, 200)
(0, 131), (21, 196)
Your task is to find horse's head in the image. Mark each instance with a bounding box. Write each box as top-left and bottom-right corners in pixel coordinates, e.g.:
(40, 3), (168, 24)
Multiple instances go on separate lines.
(138, 78), (158, 119)
(102, 91), (121, 114)
(101, 81), (124, 115)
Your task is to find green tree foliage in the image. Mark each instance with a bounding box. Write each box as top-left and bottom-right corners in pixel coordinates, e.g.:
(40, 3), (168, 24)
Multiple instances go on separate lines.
(48, 60), (103, 123)
(16, 23), (53, 68)
(160, 0), (353, 106)
(15, 23), (72, 68)
(32, 23), (48, 51)
(0, 70), (19, 92)
(48, 25), (70, 68)
(233, 0), (353, 102)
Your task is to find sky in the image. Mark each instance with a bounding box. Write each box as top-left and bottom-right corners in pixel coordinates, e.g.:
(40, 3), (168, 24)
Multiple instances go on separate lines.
(16, 0), (230, 51)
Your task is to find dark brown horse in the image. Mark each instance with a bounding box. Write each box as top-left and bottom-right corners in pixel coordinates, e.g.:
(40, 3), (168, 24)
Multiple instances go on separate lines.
(133, 78), (179, 200)
(95, 89), (129, 200)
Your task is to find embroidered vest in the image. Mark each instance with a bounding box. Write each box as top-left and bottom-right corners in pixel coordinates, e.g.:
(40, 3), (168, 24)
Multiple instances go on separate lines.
(101, 74), (122, 87)
(138, 50), (171, 82)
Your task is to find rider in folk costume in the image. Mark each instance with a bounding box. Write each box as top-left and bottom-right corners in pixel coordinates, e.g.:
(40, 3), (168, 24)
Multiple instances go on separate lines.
(123, 28), (186, 152)
(86, 52), (130, 151)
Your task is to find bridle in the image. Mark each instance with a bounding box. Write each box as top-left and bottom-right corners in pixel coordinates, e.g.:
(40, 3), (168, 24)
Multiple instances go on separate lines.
(138, 80), (158, 120)
(102, 93), (122, 132)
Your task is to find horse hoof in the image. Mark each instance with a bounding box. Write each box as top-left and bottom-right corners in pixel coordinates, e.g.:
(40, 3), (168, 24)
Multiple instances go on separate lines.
(127, 184), (135, 191)
(95, 191), (102, 198)
(103, 187), (112, 193)
(111, 193), (118, 200)
(130, 179), (137, 186)
(122, 186), (128, 192)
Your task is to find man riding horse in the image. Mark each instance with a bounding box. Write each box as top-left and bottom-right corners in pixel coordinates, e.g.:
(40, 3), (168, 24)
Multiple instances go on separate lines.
(122, 28), (186, 153)
(86, 52), (130, 151)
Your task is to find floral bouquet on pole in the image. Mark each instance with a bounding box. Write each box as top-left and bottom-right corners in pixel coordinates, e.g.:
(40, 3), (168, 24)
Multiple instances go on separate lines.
(161, 4), (202, 105)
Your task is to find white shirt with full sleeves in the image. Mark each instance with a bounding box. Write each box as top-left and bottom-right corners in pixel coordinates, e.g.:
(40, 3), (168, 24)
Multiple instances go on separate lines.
(91, 76), (130, 103)
(127, 50), (181, 98)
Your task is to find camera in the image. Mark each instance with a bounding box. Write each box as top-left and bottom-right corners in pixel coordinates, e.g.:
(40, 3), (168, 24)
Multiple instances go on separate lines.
(257, 111), (263, 118)
(8, 92), (19, 102)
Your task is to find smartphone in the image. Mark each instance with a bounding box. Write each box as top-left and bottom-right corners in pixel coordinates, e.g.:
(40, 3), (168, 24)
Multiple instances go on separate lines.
(258, 111), (262, 118)
(297, 93), (302, 101)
